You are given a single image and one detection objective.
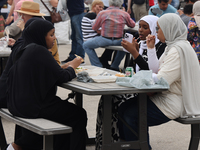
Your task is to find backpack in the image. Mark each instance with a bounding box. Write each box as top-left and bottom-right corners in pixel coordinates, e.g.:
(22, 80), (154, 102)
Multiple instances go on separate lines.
(133, 0), (145, 5)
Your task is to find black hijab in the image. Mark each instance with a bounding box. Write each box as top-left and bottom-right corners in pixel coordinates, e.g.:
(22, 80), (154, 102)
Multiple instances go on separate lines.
(21, 19), (54, 49)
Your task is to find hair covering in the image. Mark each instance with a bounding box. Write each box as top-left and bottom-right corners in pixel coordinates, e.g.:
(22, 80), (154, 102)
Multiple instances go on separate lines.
(14, 0), (33, 21)
(193, 1), (200, 30)
(22, 19), (54, 49)
(158, 13), (200, 118)
(136, 15), (160, 73)
(140, 15), (159, 44)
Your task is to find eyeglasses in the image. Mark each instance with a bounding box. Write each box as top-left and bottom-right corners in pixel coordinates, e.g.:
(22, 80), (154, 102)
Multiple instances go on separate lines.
(156, 26), (160, 32)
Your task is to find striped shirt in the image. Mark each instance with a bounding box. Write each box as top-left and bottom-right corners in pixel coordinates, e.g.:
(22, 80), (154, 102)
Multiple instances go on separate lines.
(81, 12), (98, 42)
(92, 6), (135, 38)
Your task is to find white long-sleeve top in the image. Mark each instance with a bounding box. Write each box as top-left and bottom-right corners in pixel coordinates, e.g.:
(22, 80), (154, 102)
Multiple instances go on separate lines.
(149, 46), (182, 119)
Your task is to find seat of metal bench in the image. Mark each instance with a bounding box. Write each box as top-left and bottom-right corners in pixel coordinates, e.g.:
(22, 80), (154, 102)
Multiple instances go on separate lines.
(0, 108), (72, 150)
(175, 117), (200, 150)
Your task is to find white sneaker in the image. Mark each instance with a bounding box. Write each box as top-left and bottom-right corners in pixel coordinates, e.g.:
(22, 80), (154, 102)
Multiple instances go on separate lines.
(7, 143), (15, 150)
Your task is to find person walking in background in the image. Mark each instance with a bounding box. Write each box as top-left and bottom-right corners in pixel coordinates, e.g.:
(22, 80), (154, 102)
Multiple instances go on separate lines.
(148, 0), (177, 17)
(187, 1), (200, 62)
(127, 0), (148, 22)
(61, 0), (85, 64)
(83, 0), (135, 71)
(5, 0), (21, 25)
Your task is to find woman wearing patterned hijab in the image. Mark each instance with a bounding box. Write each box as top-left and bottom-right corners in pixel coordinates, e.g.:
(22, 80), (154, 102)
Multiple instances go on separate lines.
(7, 20), (87, 150)
(118, 13), (200, 149)
(187, 1), (200, 62)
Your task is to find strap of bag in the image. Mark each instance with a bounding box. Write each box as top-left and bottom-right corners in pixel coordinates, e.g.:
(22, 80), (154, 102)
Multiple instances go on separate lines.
(40, 0), (52, 13)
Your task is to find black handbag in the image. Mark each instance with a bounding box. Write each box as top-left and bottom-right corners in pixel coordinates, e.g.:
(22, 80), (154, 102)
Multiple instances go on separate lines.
(40, 0), (62, 23)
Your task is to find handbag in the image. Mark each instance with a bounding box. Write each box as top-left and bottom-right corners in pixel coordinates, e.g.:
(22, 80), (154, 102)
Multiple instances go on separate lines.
(40, 0), (62, 23)
(57, 0), (70, 21)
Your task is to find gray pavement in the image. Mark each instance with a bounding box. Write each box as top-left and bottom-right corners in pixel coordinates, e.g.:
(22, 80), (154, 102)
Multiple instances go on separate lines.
(1, 44), (199, 150)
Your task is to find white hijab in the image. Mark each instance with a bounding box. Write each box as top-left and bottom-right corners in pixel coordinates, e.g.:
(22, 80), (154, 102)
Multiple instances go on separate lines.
(193, 1), (200, 30)
(158, 13), (200, 118)
(136, 15), (160, 72)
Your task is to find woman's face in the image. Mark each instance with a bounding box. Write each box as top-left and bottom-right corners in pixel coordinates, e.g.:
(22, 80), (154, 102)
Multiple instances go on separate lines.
(156, 22), (165, 43)
(138, 20), (151, 40)
(45, 28), (56, 49)
(94, 4), (104, 14)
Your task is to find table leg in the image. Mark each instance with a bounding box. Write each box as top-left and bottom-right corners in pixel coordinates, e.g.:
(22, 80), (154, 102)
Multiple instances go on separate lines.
(138, 93), (149, 150)
(43, 135), (53, 150)
(0, 117), (7, 149)
(101, 95), (112, 150)
(0, 58), (3, 75)
(74, 92), (96, 145)
(74, 92), (83, 107)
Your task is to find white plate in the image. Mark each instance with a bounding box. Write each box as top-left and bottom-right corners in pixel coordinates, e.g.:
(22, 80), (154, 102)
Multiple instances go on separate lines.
(91, 76), (117, 83)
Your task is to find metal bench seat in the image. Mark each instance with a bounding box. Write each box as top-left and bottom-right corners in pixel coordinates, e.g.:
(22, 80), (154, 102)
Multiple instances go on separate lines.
(175, 117), (200, 150)
(0, 108), (72, 150)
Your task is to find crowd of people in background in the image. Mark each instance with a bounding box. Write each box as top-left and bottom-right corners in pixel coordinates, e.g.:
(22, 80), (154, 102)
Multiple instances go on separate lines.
(1, 0), (200, 149)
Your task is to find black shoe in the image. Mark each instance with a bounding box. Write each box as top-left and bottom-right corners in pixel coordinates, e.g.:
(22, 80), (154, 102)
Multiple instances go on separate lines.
(61, 57), (72, 64)
(99, 57), (110, 69)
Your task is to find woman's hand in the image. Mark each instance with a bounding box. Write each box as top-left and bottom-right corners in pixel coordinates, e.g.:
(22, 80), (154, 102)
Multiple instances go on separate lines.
(146, 34), (155, 49)
(121, 38), (138, 53)
(61, 62), (70, 69)
(17, 20), (25, 31)
(121, 38), (140, 59)
(68, 57), (82, 69)
(8, 38), (16, 46)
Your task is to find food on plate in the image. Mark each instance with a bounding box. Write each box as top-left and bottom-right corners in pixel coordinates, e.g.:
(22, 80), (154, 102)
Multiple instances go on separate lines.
(75, 54), (84, 62)
(115, 73), (125, 77)
(75, 67), (88, 73)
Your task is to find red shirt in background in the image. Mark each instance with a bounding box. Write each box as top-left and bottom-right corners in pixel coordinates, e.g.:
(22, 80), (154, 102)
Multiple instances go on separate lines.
(149, 0), (154, 6)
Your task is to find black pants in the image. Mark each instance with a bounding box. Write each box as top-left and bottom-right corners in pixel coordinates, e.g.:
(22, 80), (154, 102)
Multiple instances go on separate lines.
(15, 98), (87, 150)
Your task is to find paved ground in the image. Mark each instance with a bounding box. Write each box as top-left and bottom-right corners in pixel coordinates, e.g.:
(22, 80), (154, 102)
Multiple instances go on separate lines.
(1, 44), (200, 150)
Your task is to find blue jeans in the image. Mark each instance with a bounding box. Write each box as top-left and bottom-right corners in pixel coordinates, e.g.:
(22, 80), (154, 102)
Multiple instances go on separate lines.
(70, 12), (85, 59)
(118, 96), (171, 149)
(171, 0), (180, 9)
(83, 36), (125, 69)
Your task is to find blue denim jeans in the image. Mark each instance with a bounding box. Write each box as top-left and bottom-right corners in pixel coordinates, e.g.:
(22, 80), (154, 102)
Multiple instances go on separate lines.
(118, 96), (171, 150)
(83, 36), (125, 69)
(171, 0), (180, 9)
(70, 12), (85, 59)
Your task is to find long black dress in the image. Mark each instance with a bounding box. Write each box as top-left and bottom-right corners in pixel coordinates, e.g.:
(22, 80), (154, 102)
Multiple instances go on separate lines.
(7, 20), (87, 150)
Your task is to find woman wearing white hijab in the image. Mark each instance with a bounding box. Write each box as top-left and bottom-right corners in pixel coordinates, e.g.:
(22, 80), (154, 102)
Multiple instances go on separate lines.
(95, 15), (166, 150)
(187, 1), (200, 62)
(119, 13), (200, 149)
(122, 15), (166, 73)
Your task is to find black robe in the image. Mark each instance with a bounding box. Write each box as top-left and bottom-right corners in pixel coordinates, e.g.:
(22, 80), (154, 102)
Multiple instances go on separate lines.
(7, 44), (76, 118)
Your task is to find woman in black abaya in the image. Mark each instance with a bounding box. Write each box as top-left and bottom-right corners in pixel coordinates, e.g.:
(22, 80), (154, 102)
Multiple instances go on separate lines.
(7, 20), (87, 150)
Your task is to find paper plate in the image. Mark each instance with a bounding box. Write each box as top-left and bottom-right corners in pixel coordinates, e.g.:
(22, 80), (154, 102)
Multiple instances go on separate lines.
(91, 76), (117, 83)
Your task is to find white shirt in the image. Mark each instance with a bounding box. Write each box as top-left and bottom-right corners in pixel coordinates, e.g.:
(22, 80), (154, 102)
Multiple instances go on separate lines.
(33, 0), (52, 16)
(150, 47), (182, 119)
